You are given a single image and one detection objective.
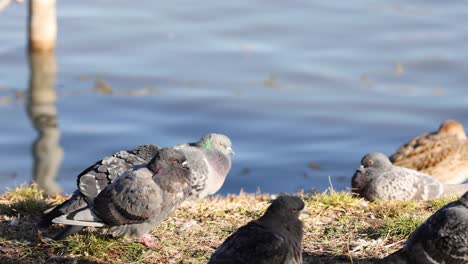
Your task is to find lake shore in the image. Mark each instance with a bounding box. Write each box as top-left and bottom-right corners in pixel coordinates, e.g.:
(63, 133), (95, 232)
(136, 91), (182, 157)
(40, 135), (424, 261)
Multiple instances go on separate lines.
(0, 185), (456, 263)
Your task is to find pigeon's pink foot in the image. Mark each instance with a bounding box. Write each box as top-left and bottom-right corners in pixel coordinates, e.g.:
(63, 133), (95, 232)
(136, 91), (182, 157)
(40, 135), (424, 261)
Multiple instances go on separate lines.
(140, 234), (157, 248)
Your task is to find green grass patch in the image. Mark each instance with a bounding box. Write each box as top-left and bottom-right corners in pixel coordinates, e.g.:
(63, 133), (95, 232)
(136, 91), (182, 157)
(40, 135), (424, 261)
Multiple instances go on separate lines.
(65, 233), (114, 258)
(2, 184), (46, 202)
(0, 185), (462, 263)
(307, 190), (361, 209)
(425, 196), (458, 211)
(0, 198), (51, 217)
(376, 214), (426, 239)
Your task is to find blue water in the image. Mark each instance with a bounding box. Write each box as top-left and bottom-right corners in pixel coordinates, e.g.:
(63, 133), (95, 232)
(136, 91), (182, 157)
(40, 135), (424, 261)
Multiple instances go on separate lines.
(1, 0), (467, 195)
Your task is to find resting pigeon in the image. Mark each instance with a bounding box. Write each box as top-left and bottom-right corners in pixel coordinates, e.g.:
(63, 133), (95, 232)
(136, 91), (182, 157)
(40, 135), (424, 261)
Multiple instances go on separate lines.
(382, 191), (468, 264)
(208, 195), (305, 264)
(48, 148), (191, 247)
(390, 120), (468, 184)
(352, 152), (468, 201)
(174, 133), (234, 200)
(39, 144), (160, 232)
(39, 133), (233, 239)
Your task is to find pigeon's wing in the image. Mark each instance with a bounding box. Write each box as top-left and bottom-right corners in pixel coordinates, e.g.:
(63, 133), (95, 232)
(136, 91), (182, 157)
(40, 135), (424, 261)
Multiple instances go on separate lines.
(422, 205), (468, 263)
(404, 202), (468, 263)
(78, 145), (159, 203)
(93, 170), (162, 226)
(128, 144), (161, 162)
(376, 167), (443, 200)
(174, 145), (209, 198)
(209, 222), (289, 264)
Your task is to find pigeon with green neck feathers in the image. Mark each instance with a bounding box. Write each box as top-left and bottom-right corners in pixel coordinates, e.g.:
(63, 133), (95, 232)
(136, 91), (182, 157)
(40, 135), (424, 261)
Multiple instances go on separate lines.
(174, 133), (234, 199)
(39, 133), (233, 240)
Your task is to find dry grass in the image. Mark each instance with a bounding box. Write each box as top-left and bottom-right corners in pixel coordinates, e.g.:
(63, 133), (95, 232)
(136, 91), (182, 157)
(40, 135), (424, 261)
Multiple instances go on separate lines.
(0, 185), (457, 264)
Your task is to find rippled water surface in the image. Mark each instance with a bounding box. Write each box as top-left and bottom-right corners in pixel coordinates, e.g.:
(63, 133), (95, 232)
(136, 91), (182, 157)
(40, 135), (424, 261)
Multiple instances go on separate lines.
(1, 0), (467, 195)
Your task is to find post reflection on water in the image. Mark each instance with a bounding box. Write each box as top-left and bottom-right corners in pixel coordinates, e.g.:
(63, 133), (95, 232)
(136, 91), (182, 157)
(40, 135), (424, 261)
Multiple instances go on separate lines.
(26, 51), (63, 195)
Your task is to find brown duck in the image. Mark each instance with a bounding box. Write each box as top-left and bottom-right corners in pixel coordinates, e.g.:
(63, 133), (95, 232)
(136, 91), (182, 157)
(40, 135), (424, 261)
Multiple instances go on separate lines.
(390, 120), (468, 184)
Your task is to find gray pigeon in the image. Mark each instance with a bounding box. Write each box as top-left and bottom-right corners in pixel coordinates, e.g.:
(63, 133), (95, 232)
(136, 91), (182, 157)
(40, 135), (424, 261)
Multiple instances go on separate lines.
(50, 148), (191, 247)
(39, 133), (234, 238)
(352, 152), (468, 201)
(174, 133), (234, 200)
(38, 144), (160, 232)
(382, 191), (468, 264)
(208, 195), (305, 264)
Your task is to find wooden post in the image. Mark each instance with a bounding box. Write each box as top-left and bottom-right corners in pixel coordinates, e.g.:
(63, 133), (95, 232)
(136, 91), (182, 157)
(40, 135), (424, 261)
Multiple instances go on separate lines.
(28, 0), (57, 52)
(27, 51), (63, 195)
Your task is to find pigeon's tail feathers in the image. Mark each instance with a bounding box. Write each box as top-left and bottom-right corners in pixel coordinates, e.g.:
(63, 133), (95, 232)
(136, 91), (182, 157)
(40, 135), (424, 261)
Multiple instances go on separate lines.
(52, 218), (105, 227)
(442, 184), (468, 198)
(53, 225), (85, 240)
(38, 193), (88, 228)
(52, 207), (105, 227)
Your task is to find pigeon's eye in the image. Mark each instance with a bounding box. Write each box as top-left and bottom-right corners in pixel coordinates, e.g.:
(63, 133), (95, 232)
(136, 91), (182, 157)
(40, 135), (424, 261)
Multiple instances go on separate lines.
(368, 160), (374, 165)
(171, 158), (177, 164)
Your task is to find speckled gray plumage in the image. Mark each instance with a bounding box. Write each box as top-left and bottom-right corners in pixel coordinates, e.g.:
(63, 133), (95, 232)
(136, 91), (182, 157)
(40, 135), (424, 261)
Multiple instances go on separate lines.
(79, 144), (161, 203)
(352, 152), (468, 201)
(174, 133), (234, 200)
(93, 148), (191, 238)
(39, 144), (159, 230)
(51, 148), (191, 240)
(382, 192), (468, 264)
(208, 196), (304, 264)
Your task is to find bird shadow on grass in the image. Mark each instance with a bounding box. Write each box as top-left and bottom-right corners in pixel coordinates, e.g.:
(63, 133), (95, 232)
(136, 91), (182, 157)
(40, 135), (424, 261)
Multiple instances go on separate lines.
(0, 198), (105, 263)
(0, 255), (101, 264)
(0, 198), (47, 243)
(303, 251), (382, 264)
(0, 215), (109, 264)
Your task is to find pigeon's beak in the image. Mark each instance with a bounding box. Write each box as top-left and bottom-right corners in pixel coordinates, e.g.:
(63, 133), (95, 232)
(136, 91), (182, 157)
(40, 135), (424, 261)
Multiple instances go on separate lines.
(300, 208), (311, 216)
(227, 147), (235, 155)
(182, 161), (189, 169)
(357, 165), (365, 172)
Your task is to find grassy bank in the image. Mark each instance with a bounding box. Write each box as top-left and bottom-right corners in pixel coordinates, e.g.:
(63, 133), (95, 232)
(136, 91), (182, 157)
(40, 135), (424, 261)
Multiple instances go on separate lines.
(0, 185), (456, 264)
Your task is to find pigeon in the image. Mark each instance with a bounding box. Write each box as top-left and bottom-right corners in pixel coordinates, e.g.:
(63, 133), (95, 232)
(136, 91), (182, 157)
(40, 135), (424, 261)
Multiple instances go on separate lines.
(174, 133), (234, 200)
(39, 133), (233, 239)
(208, 195), (305, 264)
(352, 152), (468, 201)
(48, 148), (191, 247)
(38, 144), (160, 232)
(382, 191), (468, 264)
(390, 120), (468, 184)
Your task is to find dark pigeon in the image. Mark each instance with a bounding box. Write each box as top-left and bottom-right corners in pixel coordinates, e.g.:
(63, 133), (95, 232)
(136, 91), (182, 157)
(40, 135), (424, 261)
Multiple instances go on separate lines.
(208, 195), (305, 264)
(352, 152), (468, 201)
(382, 191), (468, 264)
